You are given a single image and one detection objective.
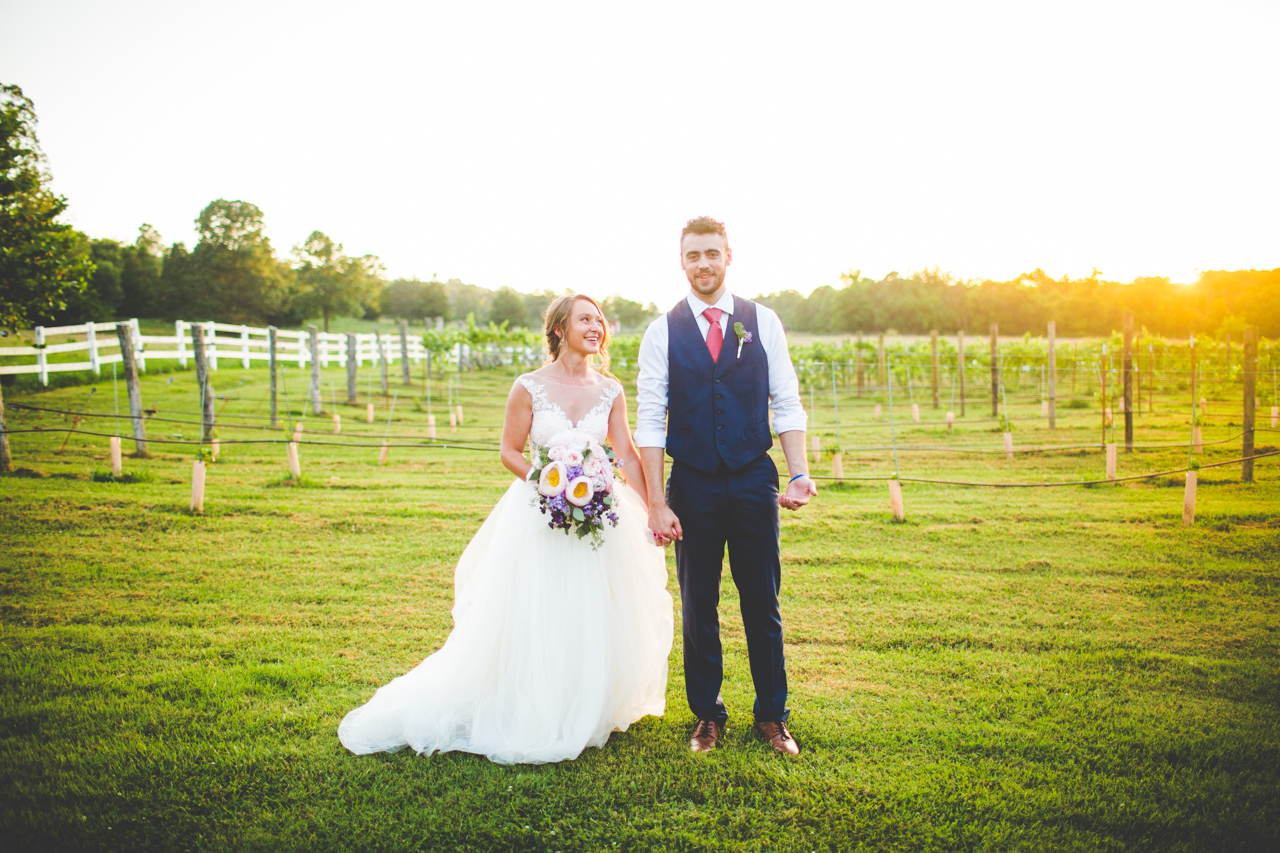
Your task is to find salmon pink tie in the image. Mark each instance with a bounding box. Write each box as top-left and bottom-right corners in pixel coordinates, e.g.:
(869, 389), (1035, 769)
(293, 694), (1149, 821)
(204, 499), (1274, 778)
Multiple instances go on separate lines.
(703, 307), (724, 363)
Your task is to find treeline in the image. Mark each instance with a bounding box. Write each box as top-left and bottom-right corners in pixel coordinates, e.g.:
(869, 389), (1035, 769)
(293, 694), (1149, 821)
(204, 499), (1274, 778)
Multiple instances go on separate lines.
(757, 267), (1280, 339)
(45, 198), (662, 333)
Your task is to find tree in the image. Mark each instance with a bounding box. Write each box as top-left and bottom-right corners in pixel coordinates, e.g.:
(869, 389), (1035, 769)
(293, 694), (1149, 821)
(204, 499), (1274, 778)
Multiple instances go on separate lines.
(601, 295), (658, 330)
(383, 277), (450, 321)
(0, 83), (95, 331)
(487, 287), (529, 328)
(54, 237), (123, 323)
(169, 200), (293, 324)
(290, 231), (382, 332)
(117, 224), (163, 318)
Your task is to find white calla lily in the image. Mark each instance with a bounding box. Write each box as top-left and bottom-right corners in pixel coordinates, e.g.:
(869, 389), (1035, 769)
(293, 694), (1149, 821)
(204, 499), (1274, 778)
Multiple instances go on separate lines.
(538, 461), (568, 496)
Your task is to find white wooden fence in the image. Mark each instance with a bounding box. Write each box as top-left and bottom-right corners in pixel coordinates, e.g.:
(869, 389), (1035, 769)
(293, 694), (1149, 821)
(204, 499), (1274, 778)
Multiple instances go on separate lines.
(0, 320), (447, 385)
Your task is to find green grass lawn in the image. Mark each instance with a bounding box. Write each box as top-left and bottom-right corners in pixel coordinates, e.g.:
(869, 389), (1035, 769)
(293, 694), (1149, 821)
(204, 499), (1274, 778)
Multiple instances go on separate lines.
(1, 364), (1277, 852)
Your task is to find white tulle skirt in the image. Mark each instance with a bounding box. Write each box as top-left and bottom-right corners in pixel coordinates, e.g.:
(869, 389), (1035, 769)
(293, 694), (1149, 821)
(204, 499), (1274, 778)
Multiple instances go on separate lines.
(338, 479), (673, 764)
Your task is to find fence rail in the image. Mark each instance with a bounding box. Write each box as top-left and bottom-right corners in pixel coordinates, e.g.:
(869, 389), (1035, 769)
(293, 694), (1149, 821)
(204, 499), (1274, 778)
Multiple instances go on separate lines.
(0, 319), (531, 385)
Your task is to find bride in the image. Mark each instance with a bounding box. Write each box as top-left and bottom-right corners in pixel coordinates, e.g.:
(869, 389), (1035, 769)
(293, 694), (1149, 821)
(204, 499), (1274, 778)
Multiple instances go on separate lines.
(338, 293), (673, 764)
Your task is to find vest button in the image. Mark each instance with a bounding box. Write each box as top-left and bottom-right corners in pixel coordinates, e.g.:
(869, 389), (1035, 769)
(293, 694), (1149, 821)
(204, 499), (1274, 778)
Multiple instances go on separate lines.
(714, 379), (721, 384)
(716, 394), (723, 400)
(717, 410), (723, 416)
(716, 424), (724, 430)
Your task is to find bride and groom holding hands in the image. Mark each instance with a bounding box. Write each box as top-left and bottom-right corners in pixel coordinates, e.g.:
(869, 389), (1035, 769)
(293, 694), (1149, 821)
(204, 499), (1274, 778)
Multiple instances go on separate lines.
(338, 216), (818, 763)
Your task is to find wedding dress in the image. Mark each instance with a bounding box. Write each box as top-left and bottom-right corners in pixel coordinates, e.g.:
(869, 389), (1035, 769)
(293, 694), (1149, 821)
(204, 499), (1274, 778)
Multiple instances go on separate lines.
(338, 372), (673, 764)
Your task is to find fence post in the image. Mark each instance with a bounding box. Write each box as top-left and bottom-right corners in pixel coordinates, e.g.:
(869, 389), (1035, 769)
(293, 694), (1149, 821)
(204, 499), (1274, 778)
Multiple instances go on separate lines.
(878, 334), (886, 391)
(308, 325), (322, 414)
(176, 320), (187, 367)
(191, 325), (215, 443)
(240, 324), (250, 369)
(268, 326), (279, 428)
(930, 330), (940, 408)
(0, 383), (12, 472)
(35, 325), (47, 386)
(205, 321), (218, 370)
(130, 319), (145, 372)
(989, 323), (999, 417)
(87, 323), (100, 375)
(1243, 326), (1257, 483)
(115, 324), (147, 454)
(377, 331), (389, 396)
(399, 319), (411, 385)
(1123, 313), (1134, 452)
(957, 331), (965, 416)
(346, 333), (358, 402)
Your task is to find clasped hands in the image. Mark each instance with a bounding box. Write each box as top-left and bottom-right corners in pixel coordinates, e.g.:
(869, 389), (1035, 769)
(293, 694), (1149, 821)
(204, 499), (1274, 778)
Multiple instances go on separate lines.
(646, 474), (817, 547)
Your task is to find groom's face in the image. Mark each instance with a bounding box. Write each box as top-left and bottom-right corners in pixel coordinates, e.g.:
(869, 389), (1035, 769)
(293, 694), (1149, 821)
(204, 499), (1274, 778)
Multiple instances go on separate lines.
(680, 233), (731, 297)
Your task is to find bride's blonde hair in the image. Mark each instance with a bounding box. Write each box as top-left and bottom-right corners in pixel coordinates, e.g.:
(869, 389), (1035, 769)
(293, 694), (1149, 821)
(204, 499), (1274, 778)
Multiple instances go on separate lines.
(543, 293), (611, 374)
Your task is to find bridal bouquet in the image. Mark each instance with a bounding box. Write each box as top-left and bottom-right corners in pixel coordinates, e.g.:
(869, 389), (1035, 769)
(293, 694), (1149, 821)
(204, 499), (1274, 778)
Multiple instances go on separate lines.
(529, 430), (620, 548)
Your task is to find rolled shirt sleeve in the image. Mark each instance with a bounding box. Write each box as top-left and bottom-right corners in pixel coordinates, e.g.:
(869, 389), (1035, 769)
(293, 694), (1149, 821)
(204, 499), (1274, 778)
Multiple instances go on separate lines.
(633, 315), (670, 448)
(757, 304), (808, 435)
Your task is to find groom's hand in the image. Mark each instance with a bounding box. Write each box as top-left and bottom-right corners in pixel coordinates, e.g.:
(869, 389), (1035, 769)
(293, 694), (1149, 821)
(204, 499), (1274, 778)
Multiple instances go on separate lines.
(779, 475), (818, 511)
(648, 501), (683, 546)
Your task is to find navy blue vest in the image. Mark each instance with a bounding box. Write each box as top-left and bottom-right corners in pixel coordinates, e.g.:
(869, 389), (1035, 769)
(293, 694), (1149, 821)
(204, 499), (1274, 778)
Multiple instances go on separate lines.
(666, 295), (773, 473)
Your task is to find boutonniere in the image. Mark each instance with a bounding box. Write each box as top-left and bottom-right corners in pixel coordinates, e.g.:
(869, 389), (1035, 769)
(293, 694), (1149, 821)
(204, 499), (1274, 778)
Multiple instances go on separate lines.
(734, 322), (753, 358)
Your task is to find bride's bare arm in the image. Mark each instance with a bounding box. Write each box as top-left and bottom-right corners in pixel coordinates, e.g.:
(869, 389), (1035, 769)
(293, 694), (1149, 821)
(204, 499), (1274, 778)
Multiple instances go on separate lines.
(606, 386), (648, 500)
(500, 382), (535, 479)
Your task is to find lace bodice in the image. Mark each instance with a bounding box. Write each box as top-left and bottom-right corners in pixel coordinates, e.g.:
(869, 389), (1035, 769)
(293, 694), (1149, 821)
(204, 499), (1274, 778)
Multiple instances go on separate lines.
(517, 373), (621, 447)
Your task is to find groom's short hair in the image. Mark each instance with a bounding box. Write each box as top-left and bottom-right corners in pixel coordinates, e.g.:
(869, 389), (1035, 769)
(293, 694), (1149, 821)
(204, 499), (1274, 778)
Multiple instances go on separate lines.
(681, 216), (728, 247)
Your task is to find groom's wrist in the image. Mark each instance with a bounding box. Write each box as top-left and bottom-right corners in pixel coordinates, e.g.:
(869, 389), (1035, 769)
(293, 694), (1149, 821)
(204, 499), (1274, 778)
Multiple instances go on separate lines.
(788, 473), (810, 483)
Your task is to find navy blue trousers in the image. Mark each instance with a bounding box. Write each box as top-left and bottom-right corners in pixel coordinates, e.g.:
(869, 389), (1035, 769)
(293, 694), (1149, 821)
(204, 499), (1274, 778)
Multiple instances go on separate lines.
(668, 453), (789, 724)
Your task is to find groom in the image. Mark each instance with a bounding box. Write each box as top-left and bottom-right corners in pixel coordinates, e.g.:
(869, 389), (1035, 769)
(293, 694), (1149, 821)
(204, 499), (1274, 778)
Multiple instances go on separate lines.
(636, 216), (816, 756)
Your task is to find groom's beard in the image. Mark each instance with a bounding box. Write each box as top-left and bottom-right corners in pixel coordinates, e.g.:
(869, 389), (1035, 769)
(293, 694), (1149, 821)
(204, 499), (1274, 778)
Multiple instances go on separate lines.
(689, 268), (724, 296)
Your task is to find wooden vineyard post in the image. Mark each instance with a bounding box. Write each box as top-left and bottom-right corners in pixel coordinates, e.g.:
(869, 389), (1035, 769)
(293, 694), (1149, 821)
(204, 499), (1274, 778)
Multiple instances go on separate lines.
(308, 325), (322, 414)
(346, 334), (358, 403)
(116, 324), (148, 454)
(191, 325), (215, 444)
(399, 319), (411, 386)
(930, 330), (940, 408)
(1242, 326), (1257, 483)
(1123, 313), (1134, 452)
(1047, 321), (1057, 429)
(268, 326), (279, 428)
(855, 333), (864, 397)
(989, 324), (999, 417)
(957, 330), (966, 416)
(0, 382), (12, 472)
(1101, 343), (1109, 446)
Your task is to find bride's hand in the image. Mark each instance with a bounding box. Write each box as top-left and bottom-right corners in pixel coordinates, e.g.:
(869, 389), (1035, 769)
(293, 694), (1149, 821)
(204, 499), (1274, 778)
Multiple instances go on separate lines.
(647, 501), (682, 546)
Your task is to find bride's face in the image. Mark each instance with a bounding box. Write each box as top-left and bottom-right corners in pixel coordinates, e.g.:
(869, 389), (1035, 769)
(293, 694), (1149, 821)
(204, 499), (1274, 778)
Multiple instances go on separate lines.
(558, 299), (605, 358)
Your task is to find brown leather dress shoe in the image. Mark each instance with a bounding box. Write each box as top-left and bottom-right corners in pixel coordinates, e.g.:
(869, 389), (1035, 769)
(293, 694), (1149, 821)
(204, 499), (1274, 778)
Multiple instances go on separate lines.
(690, 719), (722, 753)
(755, 720), (800, 756)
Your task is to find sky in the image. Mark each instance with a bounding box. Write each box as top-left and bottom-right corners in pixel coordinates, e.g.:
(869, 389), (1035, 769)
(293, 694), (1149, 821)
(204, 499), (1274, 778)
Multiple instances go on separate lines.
(2, 1), (1277, 309)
